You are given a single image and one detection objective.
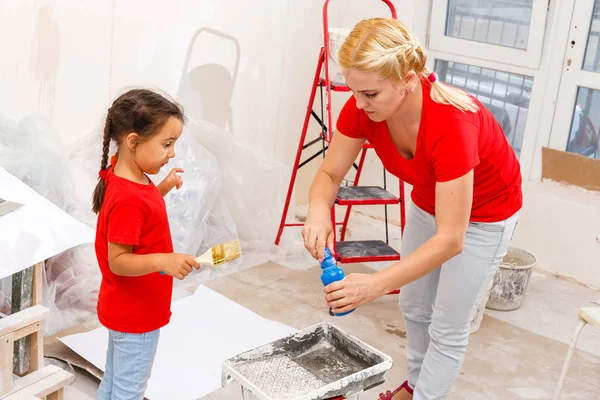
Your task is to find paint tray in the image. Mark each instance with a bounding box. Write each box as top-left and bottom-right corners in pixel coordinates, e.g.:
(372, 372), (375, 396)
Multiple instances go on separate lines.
(222, 322), (393, 400)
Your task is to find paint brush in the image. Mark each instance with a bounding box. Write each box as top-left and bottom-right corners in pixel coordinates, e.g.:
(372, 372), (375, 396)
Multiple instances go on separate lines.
(194, 240), (242, 267)
(160, 240), (242, 275)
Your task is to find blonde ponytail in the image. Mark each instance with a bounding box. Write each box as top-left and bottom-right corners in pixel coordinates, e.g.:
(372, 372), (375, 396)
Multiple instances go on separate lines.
(424, 69), (479, 113)
(338, 18), (479, 113)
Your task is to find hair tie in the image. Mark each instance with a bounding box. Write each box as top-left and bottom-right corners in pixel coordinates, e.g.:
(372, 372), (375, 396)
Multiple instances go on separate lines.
(98, 155), (118, 180)
(428, 72), (437, 83)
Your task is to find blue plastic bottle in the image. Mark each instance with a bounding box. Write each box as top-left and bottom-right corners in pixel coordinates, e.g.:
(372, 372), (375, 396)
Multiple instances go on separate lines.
(320, 247), (355, 316)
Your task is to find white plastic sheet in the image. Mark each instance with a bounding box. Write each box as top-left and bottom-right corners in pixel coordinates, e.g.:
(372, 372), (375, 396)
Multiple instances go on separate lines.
(0, 166), (95, 280)
(0, 112), (311, 335)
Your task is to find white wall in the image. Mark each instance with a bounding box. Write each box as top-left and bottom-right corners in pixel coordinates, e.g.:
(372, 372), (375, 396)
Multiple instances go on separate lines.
(0, 0), (326, 160)
(1, 0), (598, 288)
(0, 1), (113, 144)
(512, 180), (600, 289)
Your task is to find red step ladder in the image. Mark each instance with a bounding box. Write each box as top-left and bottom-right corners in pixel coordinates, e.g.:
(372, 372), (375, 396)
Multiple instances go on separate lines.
(275, 0), (406, 274)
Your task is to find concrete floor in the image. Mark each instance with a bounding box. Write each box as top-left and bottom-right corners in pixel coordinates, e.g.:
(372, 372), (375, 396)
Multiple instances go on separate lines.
(53, 260), (600, 400)
(41, 209), (600, 399)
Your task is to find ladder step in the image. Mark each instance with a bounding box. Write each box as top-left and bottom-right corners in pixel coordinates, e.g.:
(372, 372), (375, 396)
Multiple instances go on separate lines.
(336, 240), (400, 264)
(336, 186), (399, 206)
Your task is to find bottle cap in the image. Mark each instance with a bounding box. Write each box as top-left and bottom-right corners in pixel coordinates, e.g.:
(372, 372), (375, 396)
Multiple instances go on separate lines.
(320, 248), (337, 269)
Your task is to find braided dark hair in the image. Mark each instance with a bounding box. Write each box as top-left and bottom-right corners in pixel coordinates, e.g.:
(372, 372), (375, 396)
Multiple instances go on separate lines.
(92, 89), (185, 214)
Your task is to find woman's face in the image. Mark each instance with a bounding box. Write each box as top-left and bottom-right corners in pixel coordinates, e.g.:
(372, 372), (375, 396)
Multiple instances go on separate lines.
(343, 68), (415, 122)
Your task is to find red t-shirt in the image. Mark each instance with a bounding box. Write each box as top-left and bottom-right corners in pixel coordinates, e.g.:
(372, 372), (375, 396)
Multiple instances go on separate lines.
(95, 168), (174, 333)
(336, 80), (522, 222)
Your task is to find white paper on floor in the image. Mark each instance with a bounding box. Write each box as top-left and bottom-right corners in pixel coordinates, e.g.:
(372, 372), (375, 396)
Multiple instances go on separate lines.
(60, 285), (297, 400)
(0, 166), (95, 279)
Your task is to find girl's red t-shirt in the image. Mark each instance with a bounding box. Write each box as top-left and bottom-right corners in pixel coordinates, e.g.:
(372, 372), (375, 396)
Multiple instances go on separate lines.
(336, 80), (522, 222)
(95, 168), (174, 333)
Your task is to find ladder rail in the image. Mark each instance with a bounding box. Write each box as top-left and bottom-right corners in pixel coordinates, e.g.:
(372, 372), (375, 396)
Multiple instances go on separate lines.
(275, 49), (325, 246)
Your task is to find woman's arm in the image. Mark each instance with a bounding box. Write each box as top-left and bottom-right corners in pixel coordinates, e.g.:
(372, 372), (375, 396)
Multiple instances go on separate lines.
(303, 132), (365, 260)
(324, 170), (474, 313)
(376, 170), (473, 292)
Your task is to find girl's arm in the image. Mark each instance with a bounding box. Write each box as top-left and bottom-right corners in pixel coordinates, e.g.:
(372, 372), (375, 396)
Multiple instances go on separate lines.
(108, 242), (199, 279)
(324, 170), (473, 313)
(157, 168), (184, 197)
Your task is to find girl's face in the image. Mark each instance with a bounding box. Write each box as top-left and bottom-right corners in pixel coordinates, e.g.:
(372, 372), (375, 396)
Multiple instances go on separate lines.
(343, 68), (416, 122)
(128, 117), (184, 175)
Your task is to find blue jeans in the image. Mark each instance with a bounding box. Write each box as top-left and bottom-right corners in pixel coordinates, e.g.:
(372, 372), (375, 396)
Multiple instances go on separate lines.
(96, 329), (160, 400)
(399, 204), (519, 399)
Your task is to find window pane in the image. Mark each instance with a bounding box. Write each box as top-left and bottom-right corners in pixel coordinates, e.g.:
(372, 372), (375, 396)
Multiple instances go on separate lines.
(583, 0), (600, 72)
(434, 60), (534, 158)
(567, 87), (600, 159)
(446, 0), (532, 50)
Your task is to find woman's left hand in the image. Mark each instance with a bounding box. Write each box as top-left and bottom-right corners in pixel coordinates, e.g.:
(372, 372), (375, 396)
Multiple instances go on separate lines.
(324, 273), (384, 314)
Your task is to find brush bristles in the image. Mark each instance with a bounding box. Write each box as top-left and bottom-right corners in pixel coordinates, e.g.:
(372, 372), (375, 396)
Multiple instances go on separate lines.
(212, 240), (242, 266)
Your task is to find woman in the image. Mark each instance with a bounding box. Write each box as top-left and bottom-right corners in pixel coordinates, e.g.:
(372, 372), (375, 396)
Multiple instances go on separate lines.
(302, 18), (522, 400)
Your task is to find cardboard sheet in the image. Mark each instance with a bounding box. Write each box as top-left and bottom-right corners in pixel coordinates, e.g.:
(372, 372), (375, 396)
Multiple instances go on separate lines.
(59, 285), (297, 400)
(0, 166), (96, 279)
(542, 147), (600, 192)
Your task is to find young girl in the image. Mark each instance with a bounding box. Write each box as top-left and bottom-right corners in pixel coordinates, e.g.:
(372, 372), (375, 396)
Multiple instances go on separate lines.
(92, 88), (200, 400)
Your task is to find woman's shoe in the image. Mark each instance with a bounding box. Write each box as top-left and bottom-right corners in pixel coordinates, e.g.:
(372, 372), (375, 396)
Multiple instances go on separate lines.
(378, 380), (414, 399)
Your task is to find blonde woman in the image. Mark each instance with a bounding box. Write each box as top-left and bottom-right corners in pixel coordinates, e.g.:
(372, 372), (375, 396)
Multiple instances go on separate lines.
(302, 18), (522, 399)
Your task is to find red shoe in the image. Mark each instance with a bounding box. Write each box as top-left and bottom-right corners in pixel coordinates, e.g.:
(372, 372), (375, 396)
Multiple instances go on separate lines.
(378, 380), (414, 399)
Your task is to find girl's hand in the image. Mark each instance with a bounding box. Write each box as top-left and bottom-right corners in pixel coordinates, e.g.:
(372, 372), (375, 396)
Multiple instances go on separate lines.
(160, 253), (200, 280)
(324, 273), (383, 314)
(158, 168), (184, 196)
(302, 204), (334, 262)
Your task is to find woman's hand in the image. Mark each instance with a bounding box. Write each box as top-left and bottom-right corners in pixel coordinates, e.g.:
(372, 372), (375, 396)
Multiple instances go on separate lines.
(302, 204), (335, 261)
(158, 168), (184, 196)
(324, 273), (384, 314)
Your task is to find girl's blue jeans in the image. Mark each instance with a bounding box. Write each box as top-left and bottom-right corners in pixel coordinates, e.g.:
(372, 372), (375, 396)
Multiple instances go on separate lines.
(96, 329), (160, 400)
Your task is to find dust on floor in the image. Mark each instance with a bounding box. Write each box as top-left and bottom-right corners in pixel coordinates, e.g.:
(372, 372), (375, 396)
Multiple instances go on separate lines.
(49, 262), (600, 399)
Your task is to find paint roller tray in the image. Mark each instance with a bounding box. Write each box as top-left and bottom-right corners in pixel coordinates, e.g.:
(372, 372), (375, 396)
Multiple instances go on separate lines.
(222, 322), (393, 400)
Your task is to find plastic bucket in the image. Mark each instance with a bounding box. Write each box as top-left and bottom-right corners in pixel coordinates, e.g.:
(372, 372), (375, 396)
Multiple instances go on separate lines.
(486, 246), (537, 311)
(470, 246), (537, 332)
(323, 28), (351, 86)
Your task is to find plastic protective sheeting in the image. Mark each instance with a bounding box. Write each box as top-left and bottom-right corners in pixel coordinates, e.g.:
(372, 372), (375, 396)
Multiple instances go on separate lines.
(0, 112), (311, 336)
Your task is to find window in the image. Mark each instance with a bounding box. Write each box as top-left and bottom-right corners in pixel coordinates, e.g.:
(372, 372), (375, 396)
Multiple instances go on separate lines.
(429, 0), (548, 68)
(446, 0), (533, 49)
(566, 87), (600, 159)
(434, 59), (534, 157)
(582, 0), (600, 73)
(548, 0), (600, 158)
